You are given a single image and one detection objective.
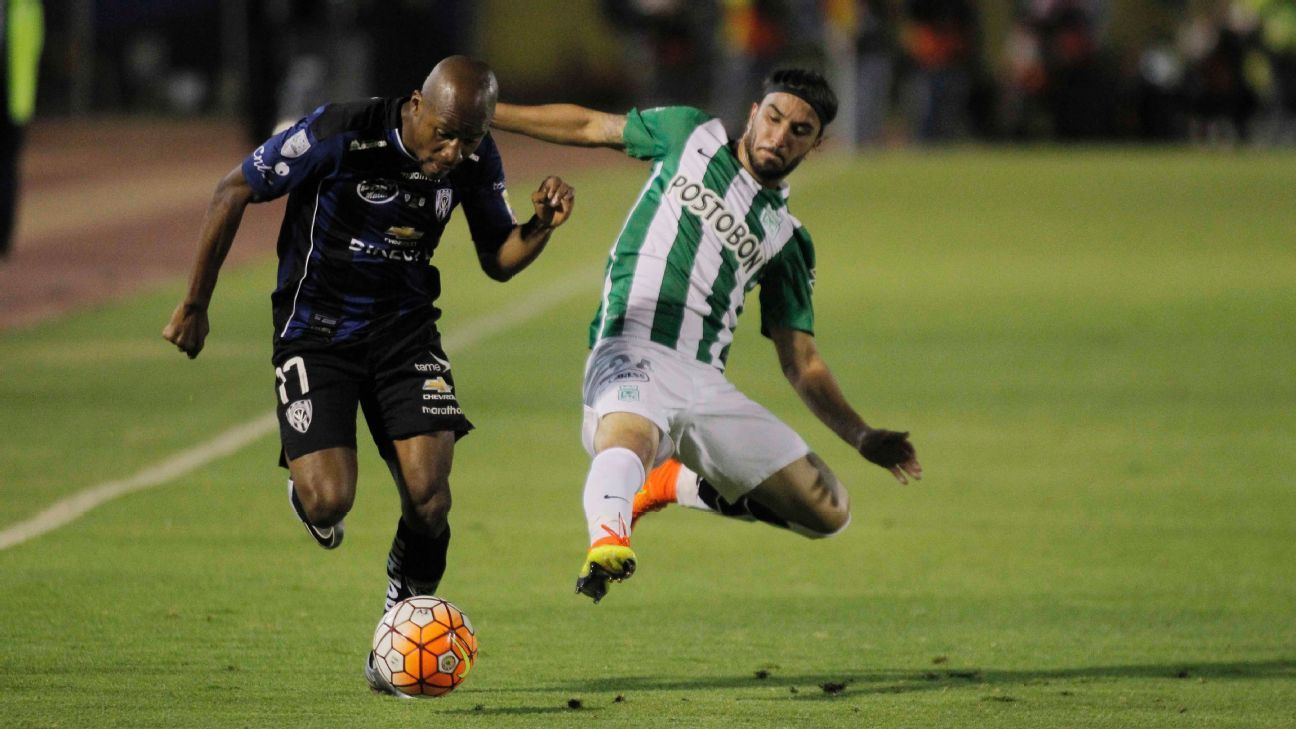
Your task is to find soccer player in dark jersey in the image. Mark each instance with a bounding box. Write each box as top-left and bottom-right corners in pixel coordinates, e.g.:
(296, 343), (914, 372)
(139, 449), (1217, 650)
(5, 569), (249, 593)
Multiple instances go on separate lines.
(162, 56), (575, 692)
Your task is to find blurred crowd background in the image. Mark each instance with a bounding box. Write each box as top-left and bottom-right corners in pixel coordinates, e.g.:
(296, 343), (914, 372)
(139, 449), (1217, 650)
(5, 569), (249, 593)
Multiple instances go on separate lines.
(19, 0), (1296, 148)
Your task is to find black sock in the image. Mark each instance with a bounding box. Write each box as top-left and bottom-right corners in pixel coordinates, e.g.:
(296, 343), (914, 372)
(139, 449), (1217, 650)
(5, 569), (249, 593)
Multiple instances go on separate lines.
(384, 519), (450, 611)
(695, 478), (790, 531)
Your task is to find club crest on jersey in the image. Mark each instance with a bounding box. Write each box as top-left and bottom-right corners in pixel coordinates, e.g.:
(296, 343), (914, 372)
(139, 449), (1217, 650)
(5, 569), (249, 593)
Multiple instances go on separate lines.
(286, 399), (313, 434)
(759, 206), (782, 236)
(667, 173), (766, 275)
(435, 188), (452, 220)
(357, 179), (398, 204)
(281, 129), (311, 158)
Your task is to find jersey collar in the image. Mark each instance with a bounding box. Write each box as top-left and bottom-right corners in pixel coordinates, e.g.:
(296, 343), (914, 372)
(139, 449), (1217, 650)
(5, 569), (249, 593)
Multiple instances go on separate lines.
(388, 96), (418, 163)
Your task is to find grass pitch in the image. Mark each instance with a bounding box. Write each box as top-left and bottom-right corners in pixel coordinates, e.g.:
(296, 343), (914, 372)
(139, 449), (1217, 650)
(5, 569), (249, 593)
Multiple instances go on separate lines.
(1, 148), (1293, 728)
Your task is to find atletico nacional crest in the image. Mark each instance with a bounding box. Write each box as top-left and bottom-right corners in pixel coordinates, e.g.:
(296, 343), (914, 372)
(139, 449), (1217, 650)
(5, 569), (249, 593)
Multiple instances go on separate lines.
(287, 399), (313, 433)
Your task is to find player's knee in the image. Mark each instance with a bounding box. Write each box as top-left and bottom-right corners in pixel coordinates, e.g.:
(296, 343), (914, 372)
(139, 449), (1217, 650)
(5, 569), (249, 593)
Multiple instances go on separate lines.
(795, 456), (851, 538)
(795, 507), (852, 539)
(295, 477), (354, 526)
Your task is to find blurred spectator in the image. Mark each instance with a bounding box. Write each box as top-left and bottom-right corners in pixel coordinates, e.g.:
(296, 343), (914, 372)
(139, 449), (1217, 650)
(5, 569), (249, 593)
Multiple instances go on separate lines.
(246, 0), (469, 142)
(1253, 0), (1296, 144)
(899, 0), (978, 142)
(2, 0), (44, 261)
(1133, 37), (1188, 140)
(999, 0), (1117, 141)
(1180, 3), (1262, 145)
(825, 0), (896, 147)
(998, 17), (1047, 138)
(716, 0), (794, 134)
(600, 0), (717, 109)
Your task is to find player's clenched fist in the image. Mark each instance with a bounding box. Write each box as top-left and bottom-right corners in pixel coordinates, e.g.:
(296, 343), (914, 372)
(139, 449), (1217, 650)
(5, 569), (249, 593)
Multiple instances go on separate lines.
(531, 175), (575, 228)
(162, 302), (210, 359)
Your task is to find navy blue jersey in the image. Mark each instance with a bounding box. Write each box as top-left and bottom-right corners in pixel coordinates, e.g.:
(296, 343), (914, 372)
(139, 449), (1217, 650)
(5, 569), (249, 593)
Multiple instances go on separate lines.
(242, 96), (516, 345)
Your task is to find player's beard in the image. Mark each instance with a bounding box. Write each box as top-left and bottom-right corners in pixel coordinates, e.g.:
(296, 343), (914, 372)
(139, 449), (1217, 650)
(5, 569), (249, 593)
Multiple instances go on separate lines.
(743, 132), (803, 184)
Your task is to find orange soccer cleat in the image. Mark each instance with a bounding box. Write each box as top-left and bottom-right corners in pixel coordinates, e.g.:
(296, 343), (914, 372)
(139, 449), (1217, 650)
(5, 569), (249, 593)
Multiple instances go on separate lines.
(631, 459), (681, 528)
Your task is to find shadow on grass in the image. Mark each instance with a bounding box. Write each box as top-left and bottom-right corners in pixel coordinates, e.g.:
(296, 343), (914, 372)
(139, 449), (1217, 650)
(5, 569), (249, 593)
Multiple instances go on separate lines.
(437, 705), (577, 716)
(467, 658), (1296, 701)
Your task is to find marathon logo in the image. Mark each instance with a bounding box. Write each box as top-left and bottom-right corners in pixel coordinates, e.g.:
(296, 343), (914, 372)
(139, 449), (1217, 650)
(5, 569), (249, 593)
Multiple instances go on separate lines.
(348, 238), (425, 262)
(422, 405), (462, 416)
(667, 173), (766, 275)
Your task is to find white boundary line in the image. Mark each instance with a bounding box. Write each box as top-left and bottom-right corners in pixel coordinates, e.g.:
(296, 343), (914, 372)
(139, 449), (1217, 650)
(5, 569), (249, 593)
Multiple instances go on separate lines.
(0, 267), (595, 552)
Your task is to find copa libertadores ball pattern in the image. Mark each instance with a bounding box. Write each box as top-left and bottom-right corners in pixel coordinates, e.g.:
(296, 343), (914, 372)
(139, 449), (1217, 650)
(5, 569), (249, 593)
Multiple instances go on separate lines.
(372, 596), (477, 697)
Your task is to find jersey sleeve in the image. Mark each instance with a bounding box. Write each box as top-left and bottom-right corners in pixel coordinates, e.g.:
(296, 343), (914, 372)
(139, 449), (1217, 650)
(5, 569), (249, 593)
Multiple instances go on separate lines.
(622, 106), (713, 161)
(759, 226), (817, 338)
(456, 134), (517, 260)
(240, 106), (341, 202)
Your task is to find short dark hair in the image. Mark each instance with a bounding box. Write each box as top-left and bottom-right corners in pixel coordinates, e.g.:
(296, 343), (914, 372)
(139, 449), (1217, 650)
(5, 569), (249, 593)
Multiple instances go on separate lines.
(762, 68), (838, 130)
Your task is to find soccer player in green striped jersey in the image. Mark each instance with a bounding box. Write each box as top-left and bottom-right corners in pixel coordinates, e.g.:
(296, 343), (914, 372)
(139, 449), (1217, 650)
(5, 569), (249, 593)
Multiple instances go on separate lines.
(494, 69), (922, 603)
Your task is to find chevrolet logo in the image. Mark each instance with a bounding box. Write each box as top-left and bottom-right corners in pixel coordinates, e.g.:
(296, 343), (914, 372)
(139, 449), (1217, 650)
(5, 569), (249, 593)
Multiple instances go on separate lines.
(385, 226), (424, 240)
(422, 377), (451, 392)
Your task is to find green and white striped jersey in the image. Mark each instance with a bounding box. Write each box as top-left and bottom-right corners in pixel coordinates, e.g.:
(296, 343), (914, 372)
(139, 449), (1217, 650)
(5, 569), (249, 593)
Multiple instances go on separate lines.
(589, 106), (816, 371)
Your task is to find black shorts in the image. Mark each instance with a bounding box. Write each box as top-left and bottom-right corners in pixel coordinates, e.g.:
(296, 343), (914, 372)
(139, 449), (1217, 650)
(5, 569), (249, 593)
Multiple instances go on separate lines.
(272, 320), (473, 466)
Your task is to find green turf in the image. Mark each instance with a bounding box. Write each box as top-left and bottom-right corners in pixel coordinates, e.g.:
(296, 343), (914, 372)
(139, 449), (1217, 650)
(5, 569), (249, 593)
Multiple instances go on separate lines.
(1, 149), (1293, 728)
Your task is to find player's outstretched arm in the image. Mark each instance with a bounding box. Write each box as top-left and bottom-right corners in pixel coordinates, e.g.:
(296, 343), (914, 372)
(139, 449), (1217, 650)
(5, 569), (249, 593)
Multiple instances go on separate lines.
(479, 175), (576, 281)
(162, 165), (255, 359)
(769, 326), (923, 485)
(492, 103), (627, 149)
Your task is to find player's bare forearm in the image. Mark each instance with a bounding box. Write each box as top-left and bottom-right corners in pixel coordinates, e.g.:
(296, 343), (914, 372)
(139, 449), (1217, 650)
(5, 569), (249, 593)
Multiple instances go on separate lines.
(492, 103), (626, 149)
(177, 167), (254, 306)
(770, 327), (922, 483)
(486, 217), (555, 281)
(788, 354), (870, 446)
(481, 176), (575, 281)
(162, 166), (254, 357)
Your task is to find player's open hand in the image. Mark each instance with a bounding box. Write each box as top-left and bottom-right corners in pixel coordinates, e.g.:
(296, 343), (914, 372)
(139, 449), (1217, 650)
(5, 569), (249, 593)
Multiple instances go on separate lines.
(162, 302), (210, 359)
(531, 175), (575, 228)
(857, 429), (922, 484)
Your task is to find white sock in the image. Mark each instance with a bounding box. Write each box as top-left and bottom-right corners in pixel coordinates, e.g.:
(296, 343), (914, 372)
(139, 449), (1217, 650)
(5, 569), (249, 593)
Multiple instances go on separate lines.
(672, 462), (713, 512)
(583, 447), (645, 546)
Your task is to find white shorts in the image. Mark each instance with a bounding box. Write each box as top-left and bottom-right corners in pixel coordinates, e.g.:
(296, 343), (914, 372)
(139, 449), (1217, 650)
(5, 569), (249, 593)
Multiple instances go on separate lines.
(581, 337), (809, 501)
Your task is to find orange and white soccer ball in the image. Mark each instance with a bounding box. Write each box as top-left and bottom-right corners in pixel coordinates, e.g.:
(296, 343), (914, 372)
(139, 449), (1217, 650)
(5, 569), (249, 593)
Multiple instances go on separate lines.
(371, 596), (478, 698)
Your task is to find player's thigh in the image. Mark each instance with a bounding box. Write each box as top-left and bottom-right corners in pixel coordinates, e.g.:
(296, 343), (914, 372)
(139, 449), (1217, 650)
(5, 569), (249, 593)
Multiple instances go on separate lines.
(589, 411), (661, 469)
(746, 452), (849, 535)
(580, 338), (688, 467)
(363, 323), (474, 465)
(273, 347), (364, 485)
(676, 381), (811, 502)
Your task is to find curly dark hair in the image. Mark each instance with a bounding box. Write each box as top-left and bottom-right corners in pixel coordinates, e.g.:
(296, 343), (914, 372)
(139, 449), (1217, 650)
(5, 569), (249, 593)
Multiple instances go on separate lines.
(762, 68), (839, 129)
